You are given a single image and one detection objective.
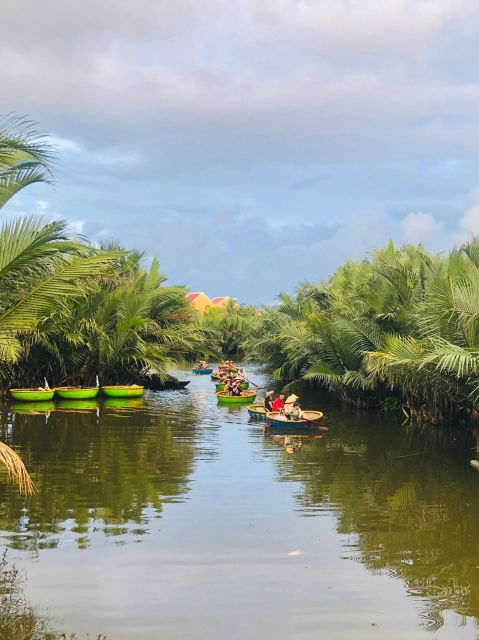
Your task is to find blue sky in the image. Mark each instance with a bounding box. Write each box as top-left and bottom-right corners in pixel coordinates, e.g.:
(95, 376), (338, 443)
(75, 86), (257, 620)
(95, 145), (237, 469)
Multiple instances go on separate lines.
(3, 0), (479, 303)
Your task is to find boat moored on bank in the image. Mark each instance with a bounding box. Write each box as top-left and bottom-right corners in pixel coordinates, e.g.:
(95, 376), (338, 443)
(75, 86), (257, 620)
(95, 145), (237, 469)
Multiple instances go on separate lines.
(55, 387), (99, 400)
(101, 385), (144, 398)
(9, 388), (55, 402)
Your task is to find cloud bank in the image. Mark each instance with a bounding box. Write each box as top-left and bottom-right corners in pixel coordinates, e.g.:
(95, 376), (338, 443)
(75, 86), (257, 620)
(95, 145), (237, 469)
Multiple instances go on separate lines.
(2, 0), (479, 302)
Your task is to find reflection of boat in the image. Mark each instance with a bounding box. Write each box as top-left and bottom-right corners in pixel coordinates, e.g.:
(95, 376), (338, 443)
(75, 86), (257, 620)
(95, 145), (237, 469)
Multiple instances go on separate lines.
(55, 387), (99, 400)
(103, 397), (145, 409)
(56, 399), (99, 411)
(215, 382), (248, 391)
(192, 368), (213, 375)
(11, 400), (55, 414)
(247, 403), (267, 419)
(266, 410), (326, 429)
(10, 388), (55, 401)
(101, 385), (144, 398)
(216, 390), (257, 404)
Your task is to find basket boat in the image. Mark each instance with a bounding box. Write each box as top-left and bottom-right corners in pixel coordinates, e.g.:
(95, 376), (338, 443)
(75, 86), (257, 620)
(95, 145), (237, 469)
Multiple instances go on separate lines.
(216, 390), (257, 405)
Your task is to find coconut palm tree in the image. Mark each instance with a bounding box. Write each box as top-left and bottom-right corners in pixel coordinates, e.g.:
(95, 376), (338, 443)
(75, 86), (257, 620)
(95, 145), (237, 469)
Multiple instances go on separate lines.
(0, 115), (53, 209)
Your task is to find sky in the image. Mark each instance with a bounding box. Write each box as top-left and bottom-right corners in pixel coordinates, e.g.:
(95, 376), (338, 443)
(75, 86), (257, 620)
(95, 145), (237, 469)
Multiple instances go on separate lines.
(3, 0), (479, 304)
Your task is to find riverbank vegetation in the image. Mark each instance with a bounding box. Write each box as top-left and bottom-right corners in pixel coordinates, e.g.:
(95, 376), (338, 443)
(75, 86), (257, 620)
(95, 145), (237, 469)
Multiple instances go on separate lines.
(199, 300), (260, 358)
(0, 117), (206, 392)
(250, 241), (479, 424)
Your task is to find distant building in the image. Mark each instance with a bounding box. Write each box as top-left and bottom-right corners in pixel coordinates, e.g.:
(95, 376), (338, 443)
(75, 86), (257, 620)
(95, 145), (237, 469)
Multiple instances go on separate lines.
(210, 296), (236, 309)
(185, 292), (212, 315)
(185, 293), (238, 315)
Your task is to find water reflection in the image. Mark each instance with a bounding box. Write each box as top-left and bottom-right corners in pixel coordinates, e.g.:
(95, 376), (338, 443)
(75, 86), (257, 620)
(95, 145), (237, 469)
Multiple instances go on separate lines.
(1, 371), (479, 637)
(270, 404), (479, 629)
(0, 392), (203, 552)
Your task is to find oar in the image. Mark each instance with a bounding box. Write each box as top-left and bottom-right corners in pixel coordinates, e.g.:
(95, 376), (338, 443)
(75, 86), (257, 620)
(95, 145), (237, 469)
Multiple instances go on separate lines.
(303, 414), (329, 429)
(243, 377), (259, 388)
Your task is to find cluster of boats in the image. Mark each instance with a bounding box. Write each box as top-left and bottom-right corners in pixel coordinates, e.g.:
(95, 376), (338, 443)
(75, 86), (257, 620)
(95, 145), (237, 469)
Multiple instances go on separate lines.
(197, 363), (327, 431)
(9, 385), (144, 402)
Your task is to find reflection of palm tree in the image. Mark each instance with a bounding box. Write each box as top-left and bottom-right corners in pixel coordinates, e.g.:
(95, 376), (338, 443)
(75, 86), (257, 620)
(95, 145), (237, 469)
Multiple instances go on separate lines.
(270, 414), (479, 628)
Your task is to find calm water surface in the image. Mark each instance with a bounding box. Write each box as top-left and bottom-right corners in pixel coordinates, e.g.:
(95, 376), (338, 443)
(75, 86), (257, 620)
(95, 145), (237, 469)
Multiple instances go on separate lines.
(1, 367), (479, 639)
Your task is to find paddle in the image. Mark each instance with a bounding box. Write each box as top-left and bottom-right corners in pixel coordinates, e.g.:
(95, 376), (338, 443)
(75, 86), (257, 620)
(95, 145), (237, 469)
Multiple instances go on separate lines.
(302, 413), (329, 429)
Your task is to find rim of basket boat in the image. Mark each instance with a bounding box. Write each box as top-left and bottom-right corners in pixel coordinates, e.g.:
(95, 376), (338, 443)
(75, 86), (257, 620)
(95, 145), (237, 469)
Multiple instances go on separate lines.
(101, 385), (144, 389)
(10, 388), (54, 393)
(266, 410), (324, 423)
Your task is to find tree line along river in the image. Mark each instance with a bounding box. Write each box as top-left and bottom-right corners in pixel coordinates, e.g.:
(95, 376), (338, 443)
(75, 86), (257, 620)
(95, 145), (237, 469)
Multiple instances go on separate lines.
(0, 366), (478, 639)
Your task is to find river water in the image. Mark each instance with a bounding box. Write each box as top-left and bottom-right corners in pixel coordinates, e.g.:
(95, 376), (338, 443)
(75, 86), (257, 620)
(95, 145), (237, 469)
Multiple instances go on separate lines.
(1, 366), (479, 639)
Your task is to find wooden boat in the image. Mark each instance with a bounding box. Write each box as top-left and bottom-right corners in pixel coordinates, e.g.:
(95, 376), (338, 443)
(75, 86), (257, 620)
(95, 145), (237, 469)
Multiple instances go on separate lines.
(101, 385), (144, 398)
(55, 386), (99, 400)
(266, 410), (326, 429)
(192, 368), (214, 375)
(216, 390), (257, 405)
(247, 403), (267, 419)
(211, 372), (220, 380)
(9, 388), (55, 402)
(215, 382), (249, 391)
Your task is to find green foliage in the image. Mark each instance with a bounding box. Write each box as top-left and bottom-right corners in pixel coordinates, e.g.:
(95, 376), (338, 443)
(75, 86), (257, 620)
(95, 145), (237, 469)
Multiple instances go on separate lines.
(0, 115), (53, 209)
(0, 115), (208, 388)
(199, 300), (260, 358)
(250, 240), (479, 423)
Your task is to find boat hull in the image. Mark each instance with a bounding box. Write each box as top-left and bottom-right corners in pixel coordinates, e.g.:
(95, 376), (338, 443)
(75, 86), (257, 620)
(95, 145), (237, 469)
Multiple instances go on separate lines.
(192, 368), (213, 375)
(215, 382), (248, 391)
(101, 386), (144, 398)
(266, 410), (326, 429)
(55, 387), (99, 399)
(216, 391), (257, 405)
(10, 389), (55, 402)
(247, 403), (267, 419)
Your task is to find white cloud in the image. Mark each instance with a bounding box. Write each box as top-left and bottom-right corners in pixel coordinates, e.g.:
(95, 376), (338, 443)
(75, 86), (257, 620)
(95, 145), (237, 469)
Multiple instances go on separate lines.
(401, 212), (443, 243)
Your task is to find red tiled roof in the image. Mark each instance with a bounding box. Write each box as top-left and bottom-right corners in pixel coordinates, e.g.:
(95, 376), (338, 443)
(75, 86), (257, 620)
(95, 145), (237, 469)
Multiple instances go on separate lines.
(211, 296), (228, 305)
(185, 292), (203, 302)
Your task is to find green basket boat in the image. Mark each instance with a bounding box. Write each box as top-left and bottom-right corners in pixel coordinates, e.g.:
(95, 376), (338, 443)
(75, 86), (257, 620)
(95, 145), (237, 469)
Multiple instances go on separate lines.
(247, 403), (267, 419)
(9, 388), (55, 402)
(215, 382), (249, 392)
(216, 390), (257, 405)
(101, 385), (144, 398)
(55, 387), (99, 400)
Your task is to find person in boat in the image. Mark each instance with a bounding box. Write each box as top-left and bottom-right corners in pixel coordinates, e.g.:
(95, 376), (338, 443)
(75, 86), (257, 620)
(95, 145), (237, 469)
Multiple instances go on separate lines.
(289, 402), (304, 421)
(229, 380), (243, 396)
(197, 360), (210, 370)
(263, 390), (274, 412)
(284, 394), (299, 419)
(271, 394), (285, 412)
